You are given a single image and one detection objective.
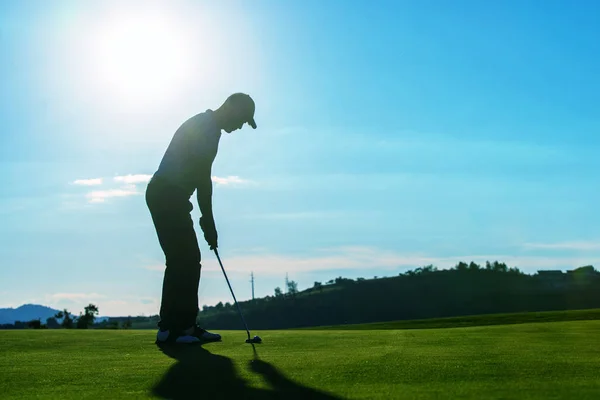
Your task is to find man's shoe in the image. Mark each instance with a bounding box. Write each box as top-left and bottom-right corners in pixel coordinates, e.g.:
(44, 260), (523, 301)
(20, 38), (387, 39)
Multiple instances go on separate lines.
(175, 325), (222, 344)
(155, 329), (171, 344)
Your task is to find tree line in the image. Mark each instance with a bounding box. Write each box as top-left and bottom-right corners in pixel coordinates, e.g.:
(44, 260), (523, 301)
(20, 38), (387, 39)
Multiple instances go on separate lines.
(0, 304), (112, 330)
(196, 261), (600, 329)
(3, 261), (599, 330)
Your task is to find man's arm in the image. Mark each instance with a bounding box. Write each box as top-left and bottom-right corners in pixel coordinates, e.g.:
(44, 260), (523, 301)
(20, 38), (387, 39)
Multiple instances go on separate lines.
(196, 166), (213, 220)
(196, 165), (218, 249)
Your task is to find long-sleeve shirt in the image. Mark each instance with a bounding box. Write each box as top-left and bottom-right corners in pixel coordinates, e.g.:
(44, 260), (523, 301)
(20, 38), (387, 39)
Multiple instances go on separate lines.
(153, 109), (221, 218)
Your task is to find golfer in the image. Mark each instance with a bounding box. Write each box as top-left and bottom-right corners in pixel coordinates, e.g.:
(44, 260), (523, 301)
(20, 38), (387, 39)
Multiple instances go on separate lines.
(146, 93), (257, 344)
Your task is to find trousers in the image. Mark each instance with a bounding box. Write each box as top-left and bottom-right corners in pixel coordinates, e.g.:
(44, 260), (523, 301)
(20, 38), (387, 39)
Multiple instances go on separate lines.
(146, 175), (201, 332)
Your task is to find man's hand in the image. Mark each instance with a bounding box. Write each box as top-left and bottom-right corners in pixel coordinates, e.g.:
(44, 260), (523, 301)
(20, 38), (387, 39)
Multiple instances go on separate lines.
(200, 216), (218, 250)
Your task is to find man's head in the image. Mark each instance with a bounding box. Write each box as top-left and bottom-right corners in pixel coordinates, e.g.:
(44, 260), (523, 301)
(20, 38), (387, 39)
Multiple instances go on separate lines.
(214, 93), (257, 133)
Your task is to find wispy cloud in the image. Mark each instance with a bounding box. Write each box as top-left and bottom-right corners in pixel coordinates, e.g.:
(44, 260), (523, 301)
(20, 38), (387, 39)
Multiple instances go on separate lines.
(86, 185), (140, 203)
(114, 174), (152, 184)
(73, 174), (251, 204)
(212, 175), (251, 186)
(523, 241), (600, 251)
(48, 292), (107, 301)
(93, 298), (160, 317)
(143, 246), (599, 277)
(70, 174), (150, 204)
(73, 178), (103, 186)
(41, 294), (159, 316)
(71, 174), (252, 205)
(49, 293), (106, 300)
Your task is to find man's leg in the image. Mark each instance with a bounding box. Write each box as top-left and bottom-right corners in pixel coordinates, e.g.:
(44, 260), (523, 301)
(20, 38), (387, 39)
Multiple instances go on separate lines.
(146, 178), (201, 334)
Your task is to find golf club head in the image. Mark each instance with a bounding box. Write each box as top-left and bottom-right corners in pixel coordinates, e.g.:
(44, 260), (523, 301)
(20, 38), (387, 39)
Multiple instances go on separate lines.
(246, 335), (262, 344)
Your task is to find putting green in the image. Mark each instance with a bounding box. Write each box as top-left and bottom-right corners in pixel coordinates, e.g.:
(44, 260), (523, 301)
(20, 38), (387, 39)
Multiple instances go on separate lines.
(1, 320), (599, 399)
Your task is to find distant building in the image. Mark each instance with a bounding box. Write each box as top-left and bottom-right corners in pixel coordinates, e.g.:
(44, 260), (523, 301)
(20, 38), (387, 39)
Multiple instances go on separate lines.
(537, 270), (564, 275)
(536, 266), (598, 288)
(567, 265), (597, 275)
(566, 265), (599, 284)
(536, 270), (568, 289)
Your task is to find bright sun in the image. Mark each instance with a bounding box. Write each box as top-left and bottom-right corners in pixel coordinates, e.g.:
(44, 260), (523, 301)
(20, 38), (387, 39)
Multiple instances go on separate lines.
(89, 11), (192, 107)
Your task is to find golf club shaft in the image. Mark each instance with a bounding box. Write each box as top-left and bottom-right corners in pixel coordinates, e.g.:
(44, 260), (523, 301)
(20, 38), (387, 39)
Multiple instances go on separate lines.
(214, 249), (251, 339)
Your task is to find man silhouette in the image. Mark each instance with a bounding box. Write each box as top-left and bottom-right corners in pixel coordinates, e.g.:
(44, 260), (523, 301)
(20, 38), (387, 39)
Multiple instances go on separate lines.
(146, 93), (257, 344)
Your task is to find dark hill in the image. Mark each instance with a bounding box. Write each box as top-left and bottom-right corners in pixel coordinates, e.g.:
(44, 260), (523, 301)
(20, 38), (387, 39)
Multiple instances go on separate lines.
(0, 304), (61, 324)
(196, 263), (600, 330)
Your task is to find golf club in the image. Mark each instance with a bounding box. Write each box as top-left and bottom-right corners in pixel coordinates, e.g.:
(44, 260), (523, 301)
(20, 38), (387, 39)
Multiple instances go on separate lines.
(213, 248), (262, 344)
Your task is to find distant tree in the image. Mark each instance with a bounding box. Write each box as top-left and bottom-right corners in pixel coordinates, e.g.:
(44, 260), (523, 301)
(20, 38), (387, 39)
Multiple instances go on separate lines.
(508, 267), (522, 275)
(286, 280), (298, 296)
(215, 302), (224, 310)
(334, 277), (354, 285)
(326, 279), (335, 285)
(27, 319), (42, 329)
(458, 262), (468, 271)
(491, 261), (508, 272)
(122, 317), (133, 329)
(85, 304), (99, 322)
(106, 320), (120, 329)
(468, 262), (481, 271)
(274, 287), (283, 297)
(46, 317), (60, 329)
(411, 265), (438, 275)
(422, 264), (438, 274)
(313, 281), (323, 293)
(76, 304), (99, 329)
(76, 312), (85, 328)
(60, 309), (74, 329)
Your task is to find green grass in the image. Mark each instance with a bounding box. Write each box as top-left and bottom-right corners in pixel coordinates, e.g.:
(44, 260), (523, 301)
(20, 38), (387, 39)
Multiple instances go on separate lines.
(1, 320), (599, 399)
(305, 308), (600, 330)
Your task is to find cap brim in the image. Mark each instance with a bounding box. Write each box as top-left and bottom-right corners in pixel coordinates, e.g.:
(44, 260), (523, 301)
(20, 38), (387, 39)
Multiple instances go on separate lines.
(248, 118), (257, 129)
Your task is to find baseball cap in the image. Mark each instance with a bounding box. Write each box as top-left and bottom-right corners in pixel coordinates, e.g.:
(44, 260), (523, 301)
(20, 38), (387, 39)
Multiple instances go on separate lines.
(227, 93), (257, 129)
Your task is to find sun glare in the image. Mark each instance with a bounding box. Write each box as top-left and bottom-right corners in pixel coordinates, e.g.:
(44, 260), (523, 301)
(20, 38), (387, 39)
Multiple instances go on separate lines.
(89, 12), (192, 107)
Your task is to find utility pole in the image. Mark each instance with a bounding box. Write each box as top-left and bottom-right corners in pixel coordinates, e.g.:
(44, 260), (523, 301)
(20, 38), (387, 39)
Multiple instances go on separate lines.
(285, 273), (289, 294)
(250, 272), (255, 300)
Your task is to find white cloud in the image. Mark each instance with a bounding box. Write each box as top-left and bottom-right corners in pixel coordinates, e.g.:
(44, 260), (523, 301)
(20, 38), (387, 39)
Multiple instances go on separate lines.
(49, 293), (106, 300)
(523, 241), (600, 251)
(70, 174), (151, 204)
(73, 178), (103, 186)
(86, 185), (140, 203)
(73, 174), (251, 205)
(212, 175), (251, 186)
(92, 297), (160, 317)
(204, 247), (441, 275)
(114, 174), (152, 184)
(47, 293), (107, 302)
(148, 246), (599, 276)
(39, 293), (160, 317)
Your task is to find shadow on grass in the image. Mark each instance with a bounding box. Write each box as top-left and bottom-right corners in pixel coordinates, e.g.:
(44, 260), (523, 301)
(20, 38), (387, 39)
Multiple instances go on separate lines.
(151, 343), (345, 399)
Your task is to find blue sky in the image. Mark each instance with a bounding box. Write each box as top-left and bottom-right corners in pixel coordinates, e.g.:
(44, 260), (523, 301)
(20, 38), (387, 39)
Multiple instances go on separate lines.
(1, 0), (599, 317)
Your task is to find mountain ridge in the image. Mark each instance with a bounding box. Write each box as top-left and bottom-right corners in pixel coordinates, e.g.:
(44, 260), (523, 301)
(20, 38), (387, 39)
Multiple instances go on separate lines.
(0, 304), (62, 324)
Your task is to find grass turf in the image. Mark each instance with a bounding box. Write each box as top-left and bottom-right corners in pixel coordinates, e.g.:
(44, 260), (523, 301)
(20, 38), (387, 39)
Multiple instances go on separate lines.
(1, 320), (599, 399)
(304, 308), (600, 330)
